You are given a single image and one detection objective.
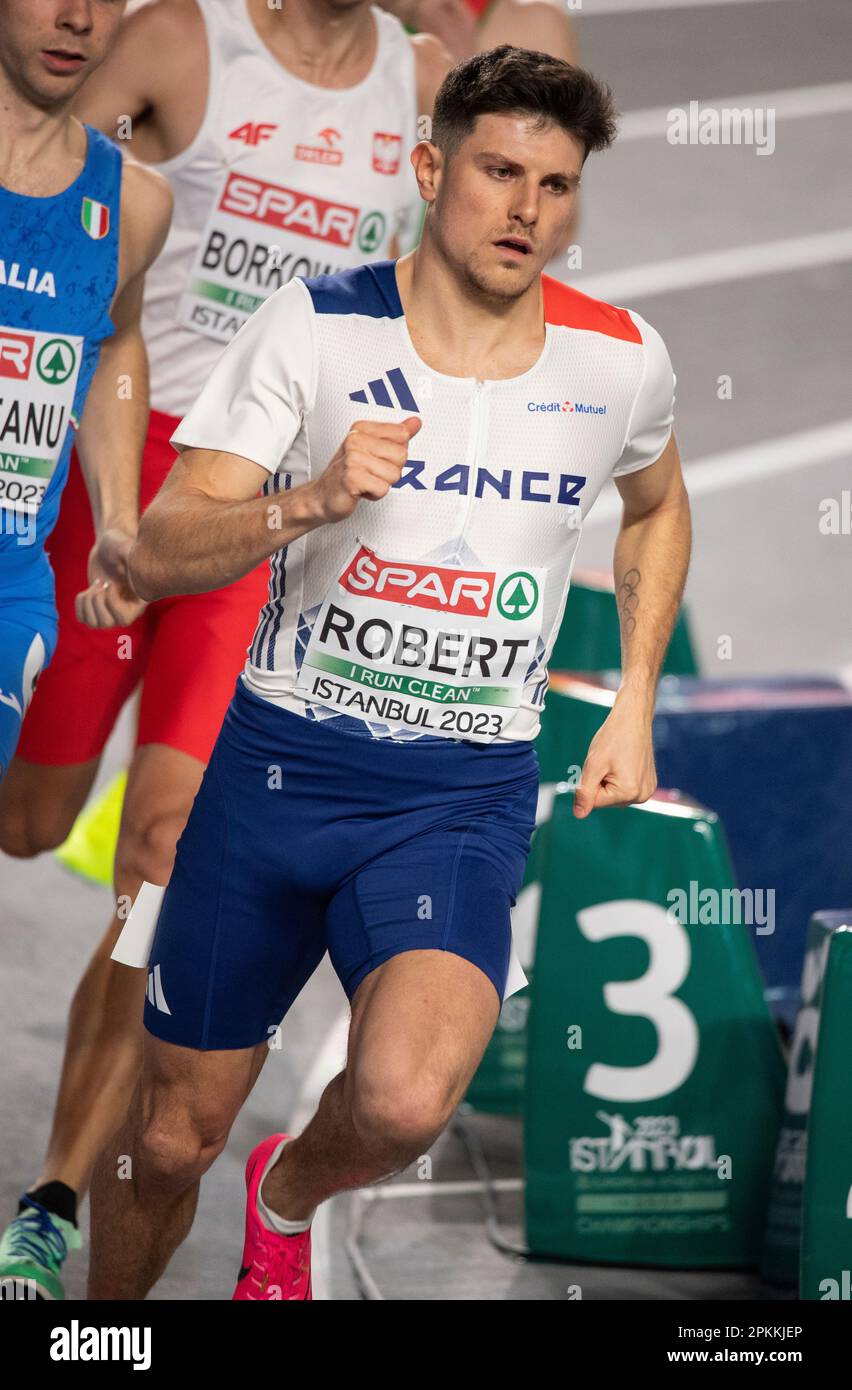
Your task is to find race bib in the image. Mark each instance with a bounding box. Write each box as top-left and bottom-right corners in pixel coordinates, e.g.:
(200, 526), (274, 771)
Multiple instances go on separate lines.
(0, 325), (83, 514)
(294, 542), (547, 743)
(178, 170), (392, 345)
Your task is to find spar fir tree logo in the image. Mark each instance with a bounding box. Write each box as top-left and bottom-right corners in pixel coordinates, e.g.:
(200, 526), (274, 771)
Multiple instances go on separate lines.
(497, 571), (539, 621)
(36, 338), (77, 385)
(81, 196), (110, 240)
(357, 211), (386, 255)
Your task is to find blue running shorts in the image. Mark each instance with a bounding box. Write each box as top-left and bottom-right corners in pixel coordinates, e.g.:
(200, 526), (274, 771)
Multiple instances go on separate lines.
(0, 595), (57, 780)
(144, 677), (540, 1050)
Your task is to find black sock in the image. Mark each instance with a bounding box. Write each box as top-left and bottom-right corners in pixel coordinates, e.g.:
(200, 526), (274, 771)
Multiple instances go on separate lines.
(19, 1181), (78, 1228)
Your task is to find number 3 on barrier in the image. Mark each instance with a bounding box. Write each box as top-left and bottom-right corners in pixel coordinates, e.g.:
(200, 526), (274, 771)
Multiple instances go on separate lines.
(578, 900), (698, 1103)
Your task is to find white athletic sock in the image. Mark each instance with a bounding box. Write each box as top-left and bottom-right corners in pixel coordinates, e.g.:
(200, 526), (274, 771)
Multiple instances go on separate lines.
(256, 1137), (316, 1235)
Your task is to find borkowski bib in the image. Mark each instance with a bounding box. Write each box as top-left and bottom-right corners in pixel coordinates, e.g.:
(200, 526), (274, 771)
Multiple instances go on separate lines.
(142, 1), (419, 415)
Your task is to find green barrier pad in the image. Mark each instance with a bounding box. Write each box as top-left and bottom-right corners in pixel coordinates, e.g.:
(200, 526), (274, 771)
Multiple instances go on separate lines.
(467, 679), (620, 1112)
(524, 790), (785, 1266)
(761, 914), (836, 1286)
(549, 570), (698, 676)
(798, 913), (852, 1300)
(468, 677), (665, 1114)
(54, 770), (126, 887)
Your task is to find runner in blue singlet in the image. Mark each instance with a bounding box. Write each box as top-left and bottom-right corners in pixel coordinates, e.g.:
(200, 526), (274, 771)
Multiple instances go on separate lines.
(0, 0), (171, 785)
(0, 0), (171, 1301)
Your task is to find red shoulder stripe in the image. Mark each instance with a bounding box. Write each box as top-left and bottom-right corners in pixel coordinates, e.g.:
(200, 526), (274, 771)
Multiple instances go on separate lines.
(542, 274), (642, 344)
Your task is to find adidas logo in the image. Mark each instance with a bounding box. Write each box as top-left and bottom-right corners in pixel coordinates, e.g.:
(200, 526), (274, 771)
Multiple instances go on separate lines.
(349, 366), (418, 412)
(146, 963), (171, 1015)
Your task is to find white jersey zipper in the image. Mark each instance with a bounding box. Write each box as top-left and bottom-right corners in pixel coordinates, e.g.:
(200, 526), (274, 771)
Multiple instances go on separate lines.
(453, 379), (488, 560)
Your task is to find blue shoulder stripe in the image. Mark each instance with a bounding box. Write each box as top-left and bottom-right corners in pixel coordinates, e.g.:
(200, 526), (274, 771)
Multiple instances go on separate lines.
(302, 261), (403, 319)
(82, 124), (123, 198)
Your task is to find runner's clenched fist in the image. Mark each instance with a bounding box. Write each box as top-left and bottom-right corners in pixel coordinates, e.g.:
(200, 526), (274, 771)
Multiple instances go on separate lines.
(309, 416), (422, 524)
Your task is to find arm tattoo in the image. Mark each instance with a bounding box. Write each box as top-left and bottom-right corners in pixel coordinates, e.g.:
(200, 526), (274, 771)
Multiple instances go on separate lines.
(617, 567), (641, 638)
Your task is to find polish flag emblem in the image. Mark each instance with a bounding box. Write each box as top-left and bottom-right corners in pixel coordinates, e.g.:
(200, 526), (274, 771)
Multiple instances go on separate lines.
(372, 132), (402, 176)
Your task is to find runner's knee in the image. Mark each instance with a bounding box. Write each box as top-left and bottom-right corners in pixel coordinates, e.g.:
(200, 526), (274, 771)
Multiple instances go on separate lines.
(114, 805), (190, 891)
(137, 1099), (234, 1193)
(0, 787), (79, 858)
(350, 1070), (453, 1159)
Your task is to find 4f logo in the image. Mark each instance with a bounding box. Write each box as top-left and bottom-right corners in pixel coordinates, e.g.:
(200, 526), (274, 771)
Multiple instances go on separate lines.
(228, 122), (278, 147)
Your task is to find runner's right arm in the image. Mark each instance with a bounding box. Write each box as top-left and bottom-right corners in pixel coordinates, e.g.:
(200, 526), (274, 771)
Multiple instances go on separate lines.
(129, 278), (419, 599)
(74, 158), (173, 627)
(129, 418), (420, 601)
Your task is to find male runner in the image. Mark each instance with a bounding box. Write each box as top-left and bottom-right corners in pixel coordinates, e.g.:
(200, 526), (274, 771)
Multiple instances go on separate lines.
(383, 0), (579, 62)
(0, 0), (171, 780)
(0, 0), (449, 1301)
(89, 44), (690, 1300)
(0, 0), (171, 1297)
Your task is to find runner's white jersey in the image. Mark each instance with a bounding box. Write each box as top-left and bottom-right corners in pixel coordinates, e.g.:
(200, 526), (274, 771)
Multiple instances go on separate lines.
(172, 262), (677, 744)
(142, 1), (419, 417)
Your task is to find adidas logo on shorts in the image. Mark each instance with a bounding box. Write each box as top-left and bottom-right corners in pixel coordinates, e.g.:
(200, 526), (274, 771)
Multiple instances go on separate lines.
(146, 963), (171, 1015)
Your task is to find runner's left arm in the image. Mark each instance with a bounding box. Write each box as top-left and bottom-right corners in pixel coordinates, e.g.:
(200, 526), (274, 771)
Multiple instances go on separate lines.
(574, 319), (690, 818)
(73, 158), (173, 628)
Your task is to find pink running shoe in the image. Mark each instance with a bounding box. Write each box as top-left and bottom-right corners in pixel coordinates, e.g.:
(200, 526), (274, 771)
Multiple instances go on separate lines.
(233, 1133), (313, 1301)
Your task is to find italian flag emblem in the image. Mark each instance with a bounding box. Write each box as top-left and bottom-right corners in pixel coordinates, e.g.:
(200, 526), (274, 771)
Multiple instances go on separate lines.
(81, 196), (110, 240)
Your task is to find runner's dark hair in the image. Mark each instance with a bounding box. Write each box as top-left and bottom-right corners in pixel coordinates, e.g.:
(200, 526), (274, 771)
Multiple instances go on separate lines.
(431, 45), (618, 164)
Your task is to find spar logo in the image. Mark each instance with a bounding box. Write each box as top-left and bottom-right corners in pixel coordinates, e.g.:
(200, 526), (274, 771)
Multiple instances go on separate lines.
(0, 331), (35, 379)
(340, 546), (495, 616)
(220, 173), (360, 247)
(358, 211), (386, 254)
(36, 338), (77, 385)
(496, 572), (539, 621)
(372, 131), (402, 175)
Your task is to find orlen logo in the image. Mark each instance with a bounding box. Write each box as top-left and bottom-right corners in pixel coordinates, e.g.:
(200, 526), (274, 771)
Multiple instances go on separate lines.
(0, 331), (34, 379)
(220, 173), (358, 247)
(340, 546), (494, 616)
(228, 122), (278, 147)
(295, 128), (343, 166)
(527, 399), (607, 415)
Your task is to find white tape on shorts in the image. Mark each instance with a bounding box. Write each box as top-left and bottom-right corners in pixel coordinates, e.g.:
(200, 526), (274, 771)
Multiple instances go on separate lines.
(503, 936), (528, 1000)
(112, 880), (166, 968)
